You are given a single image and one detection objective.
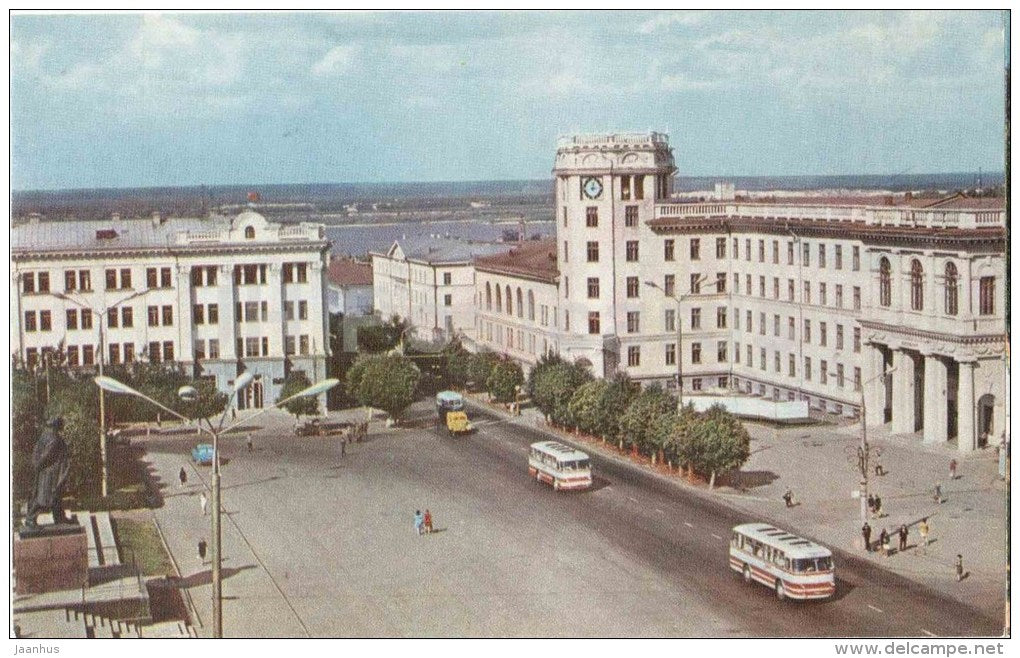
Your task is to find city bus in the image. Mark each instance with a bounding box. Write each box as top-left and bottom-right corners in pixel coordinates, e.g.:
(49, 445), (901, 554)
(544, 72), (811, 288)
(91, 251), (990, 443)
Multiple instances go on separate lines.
(729, 523), (835, 601)
(528, 441), (592, 491)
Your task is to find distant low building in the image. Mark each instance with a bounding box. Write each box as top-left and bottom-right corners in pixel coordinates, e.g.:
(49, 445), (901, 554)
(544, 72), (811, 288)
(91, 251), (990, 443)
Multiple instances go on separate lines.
(327, 257), (373, 317)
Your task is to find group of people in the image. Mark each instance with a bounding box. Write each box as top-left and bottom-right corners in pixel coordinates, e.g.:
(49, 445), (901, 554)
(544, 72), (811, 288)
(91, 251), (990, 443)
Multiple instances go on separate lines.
(867, 493), (884, 517)
(861, 522), (912, 556)
(413, 509), (434, 535)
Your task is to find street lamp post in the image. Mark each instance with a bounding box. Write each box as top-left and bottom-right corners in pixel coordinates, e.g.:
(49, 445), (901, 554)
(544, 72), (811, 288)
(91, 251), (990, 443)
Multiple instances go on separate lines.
(645, 275), (721, 409)
(52, 289), (148, 498)
(839, 366), (895, 536)
(95, 372), (338, 637)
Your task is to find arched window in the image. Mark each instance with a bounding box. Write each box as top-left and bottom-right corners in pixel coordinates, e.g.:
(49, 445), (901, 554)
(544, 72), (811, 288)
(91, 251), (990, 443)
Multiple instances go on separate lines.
(879, 257), (891, 307)
(495, 285), (502, 312)
(528, 290), (535, 321)
(485, 282), (492, 311)
(244, 226), (255, 239)
(516, 288), (523, 318)
(910, 259), (924, 311)
(505, 285), (512, 316)
(944, 262), (958, 316)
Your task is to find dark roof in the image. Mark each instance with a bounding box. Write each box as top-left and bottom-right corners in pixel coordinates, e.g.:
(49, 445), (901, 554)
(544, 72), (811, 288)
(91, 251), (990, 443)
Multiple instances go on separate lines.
(474, 239), (558, 283)
(327, 258), (373, 287)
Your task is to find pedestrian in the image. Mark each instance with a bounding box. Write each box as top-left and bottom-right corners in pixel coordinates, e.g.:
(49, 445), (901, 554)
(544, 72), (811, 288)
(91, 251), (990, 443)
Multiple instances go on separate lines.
(919, 518), (930, 548)
(949, 458), (958, 481)
(874, 461), (884, 476)
(867, 494), (876, 513)
(898, 525), (908, 552)
(956, 554), (964, 581)
(199, 491), (208, 516)
(934, 483), (944, 504)
(231, 407), (237, 421)
(246, 434), (253, 453)
(862, 522), (872, 552)
(340, 436), (346, 458)
(424, 509), (433, 534)
(179, 467), (188, 488)
(874, 494), (883, 518)
(782, 489), (794, 508)
(413, 510), (424, 536)
(198, 538), (207, 562)
(879, 528), (890, 557)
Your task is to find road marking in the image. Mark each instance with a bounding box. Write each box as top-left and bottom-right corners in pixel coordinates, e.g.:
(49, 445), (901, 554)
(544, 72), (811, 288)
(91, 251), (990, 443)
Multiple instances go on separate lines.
(921, 629), (937, 637)
(655, 508), (664, 514)
(628, 496), (638, 503)
(867, 604), (884, 613)
(711, 533), (722, 540)
(684, 522), (694, 528)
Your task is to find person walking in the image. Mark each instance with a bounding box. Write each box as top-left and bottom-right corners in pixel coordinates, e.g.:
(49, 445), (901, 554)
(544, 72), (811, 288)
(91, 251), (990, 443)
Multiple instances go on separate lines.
(956, 554), (964, 581)
(898, 525), (908, 552)
(340, 436), (346, 458)
(198, 538), (207, 562)
(874, 494), (883, 518)
(934, 483), (944, 503)
(919, 518), (930, 549)
(199, 491), (208, 516)
(413, 510), (424, 536)
(949, 458), (958, 481)
(424, 509), (433, 534)
(879, 529), (890, 557)
(862, 522), (872, 552)
(867, 494), (876, 514)
(782, 490), (794, 508)
(246, 434), (254, 454)
(179, 467), (188, 488)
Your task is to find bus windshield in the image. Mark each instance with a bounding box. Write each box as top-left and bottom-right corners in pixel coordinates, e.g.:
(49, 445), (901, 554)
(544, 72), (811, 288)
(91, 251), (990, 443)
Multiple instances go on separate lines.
(792, 556), (833, 572)
(558, 458), (590, 471)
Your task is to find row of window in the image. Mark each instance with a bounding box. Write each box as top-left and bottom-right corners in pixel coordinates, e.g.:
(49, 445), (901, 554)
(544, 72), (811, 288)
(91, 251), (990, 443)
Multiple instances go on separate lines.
(481, 321), (558, 357)
(877, 258), (995, 316)
(564, 240), (642, 264)
(733, 345), (862, 390)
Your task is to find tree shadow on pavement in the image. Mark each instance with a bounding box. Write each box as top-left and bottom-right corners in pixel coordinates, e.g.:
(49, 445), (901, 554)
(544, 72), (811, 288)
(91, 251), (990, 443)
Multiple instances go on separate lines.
(721, 470), (779, 491)
(173, 564), (257, 589)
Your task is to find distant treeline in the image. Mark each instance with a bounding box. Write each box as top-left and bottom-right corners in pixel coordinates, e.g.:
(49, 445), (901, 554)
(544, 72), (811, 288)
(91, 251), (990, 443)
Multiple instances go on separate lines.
(10, 172), (1002, 222)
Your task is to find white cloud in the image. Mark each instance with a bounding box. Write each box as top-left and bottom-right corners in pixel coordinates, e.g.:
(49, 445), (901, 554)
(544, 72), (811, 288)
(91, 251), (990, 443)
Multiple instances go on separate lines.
(311, 44), (359, 78)
(637, 11), (704, 34)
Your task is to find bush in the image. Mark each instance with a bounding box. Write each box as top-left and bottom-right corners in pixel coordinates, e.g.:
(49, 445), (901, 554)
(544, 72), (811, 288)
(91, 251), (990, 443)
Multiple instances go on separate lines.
(466, 351), (502, 392)
(440, 340), (471, 390)
(620, 386), (677, 456)
(596, 374), (639, 445)
(674, 404), (751, 488)
(530, 362), (592, 426)
(568, 380), (609, 435)
(486, 359), (524, 403)
(276, 370), (320, 419)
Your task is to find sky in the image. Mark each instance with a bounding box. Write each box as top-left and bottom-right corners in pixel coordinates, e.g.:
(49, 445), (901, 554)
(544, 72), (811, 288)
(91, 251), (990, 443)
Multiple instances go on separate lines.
(9, 10), (1009, 190)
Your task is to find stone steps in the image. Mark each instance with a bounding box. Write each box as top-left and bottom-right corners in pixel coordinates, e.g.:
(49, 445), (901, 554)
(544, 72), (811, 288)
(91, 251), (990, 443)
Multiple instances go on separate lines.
(35, 511), (120, 568)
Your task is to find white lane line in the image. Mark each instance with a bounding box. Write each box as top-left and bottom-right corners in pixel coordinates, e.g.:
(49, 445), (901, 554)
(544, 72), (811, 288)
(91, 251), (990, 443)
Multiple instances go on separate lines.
(655, 508), (664, 514)
(867, 604), (884, 613)
(628, 496), (638, 503)
(711, 533), (723, 540)
(921, 629), (937, 637)
(684, 522), (694, 528)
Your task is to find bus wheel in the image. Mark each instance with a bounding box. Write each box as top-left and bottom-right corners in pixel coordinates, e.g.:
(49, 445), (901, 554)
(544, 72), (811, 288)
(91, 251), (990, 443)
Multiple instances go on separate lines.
(742, 565), (751, 584)
(775, 581), (786, 601)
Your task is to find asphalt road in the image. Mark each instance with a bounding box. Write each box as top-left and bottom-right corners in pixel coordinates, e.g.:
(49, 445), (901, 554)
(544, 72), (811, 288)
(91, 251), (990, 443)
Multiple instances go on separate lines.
(144, 401), (1001, 637)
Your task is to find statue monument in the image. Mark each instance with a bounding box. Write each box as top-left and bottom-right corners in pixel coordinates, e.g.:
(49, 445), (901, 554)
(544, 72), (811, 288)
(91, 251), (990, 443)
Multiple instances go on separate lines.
(24, 416), (73, 528)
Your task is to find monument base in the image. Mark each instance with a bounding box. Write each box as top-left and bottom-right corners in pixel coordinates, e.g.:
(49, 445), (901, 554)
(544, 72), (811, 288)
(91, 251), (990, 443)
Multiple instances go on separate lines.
(14, 521), (88, 594)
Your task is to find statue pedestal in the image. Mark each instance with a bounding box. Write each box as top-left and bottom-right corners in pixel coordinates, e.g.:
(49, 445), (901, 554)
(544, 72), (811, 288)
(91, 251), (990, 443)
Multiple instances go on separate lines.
(14, 522), (88, 594)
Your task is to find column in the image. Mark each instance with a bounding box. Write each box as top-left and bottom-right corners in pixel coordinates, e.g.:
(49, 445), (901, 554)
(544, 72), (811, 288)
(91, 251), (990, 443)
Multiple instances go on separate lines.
(922, 353), (948, 444)
(218, 265), (237, 360)
(863, 344), (885, 427)
(176, 265), (195, 366)
(266, 263), (284, 359)
(957, 360), (976, 452)
(891, 349), (916, 434)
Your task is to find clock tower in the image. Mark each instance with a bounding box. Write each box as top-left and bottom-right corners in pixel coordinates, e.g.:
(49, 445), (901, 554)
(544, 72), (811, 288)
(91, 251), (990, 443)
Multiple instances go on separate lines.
(551, 132), (675, 376)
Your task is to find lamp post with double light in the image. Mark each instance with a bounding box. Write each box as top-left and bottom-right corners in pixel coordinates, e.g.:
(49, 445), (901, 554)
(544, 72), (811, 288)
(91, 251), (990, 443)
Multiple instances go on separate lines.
(95, 372), (338, 637)
(644, 274), (722, 409)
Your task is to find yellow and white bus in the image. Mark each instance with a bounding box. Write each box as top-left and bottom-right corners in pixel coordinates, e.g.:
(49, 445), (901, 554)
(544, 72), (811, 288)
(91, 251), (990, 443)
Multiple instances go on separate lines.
(729, 523), (835, 601)
(528, 441), (592, 491)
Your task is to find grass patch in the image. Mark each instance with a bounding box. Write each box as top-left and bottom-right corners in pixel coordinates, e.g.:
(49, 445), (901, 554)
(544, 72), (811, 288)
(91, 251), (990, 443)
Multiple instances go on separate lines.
(111, 514), (175, 577)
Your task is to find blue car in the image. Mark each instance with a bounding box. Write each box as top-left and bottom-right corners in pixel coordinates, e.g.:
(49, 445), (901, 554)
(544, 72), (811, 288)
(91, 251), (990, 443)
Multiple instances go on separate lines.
(191, 443), (214, 465)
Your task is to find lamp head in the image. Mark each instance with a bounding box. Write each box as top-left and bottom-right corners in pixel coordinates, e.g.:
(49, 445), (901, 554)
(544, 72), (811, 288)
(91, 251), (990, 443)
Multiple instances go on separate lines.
(178, 385), (198, 402)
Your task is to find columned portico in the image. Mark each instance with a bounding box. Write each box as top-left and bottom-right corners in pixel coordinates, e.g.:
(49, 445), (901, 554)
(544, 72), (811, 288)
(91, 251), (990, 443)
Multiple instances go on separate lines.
(922, 353), (948, 444)
(891, 349), (916, 434)
(957, 359), (976, 452)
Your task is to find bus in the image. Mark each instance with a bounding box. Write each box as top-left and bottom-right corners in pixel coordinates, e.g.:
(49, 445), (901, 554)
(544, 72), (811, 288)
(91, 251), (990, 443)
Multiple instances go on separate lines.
(528, 441), (592, 491)
(729, 523), (835, 601)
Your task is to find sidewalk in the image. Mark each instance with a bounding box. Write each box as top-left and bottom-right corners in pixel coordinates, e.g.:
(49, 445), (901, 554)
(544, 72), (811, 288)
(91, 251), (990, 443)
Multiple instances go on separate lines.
(470, 396), (1008, 618)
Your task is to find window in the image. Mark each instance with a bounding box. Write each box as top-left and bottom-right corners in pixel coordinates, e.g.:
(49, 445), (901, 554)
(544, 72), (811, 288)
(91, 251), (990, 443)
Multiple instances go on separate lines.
(625, 205), (638, 227)
(835, 245), (843, 270)
(245, 226), (255, 239)
(818, 243), (826, 269)
(789, 354), (796, 377)
(805, 357), (812, 381)
(22, 273), (36, 294)
(835, 285), (843, 309)
(120, 269), (131, 289)
(64, 270), (77, 292)
(285, 336), (297, 356)
(879, 258), (892, 306)
(733, 273), (739, 294)
(195, 340), (206, 361)
(586, 207), (598, 227)
(773, 314), (780, 336)
(837, 364), (845, 388)
(804, 319), (811, 343)
(665, 343), (676, 366)
(586, 277), (600, 299)
(820, 360), (828, 384)
(626, 277), (639, 298)
(746, 310), (752, 333)
(159, 305), (171, 326)
(910, 260), (924, 311)
(690, 238), (700, 260)
(854, 367), (862, 392)
(716, 272), (726, 293)
(745, 274), (751, 295)
(664, 274), (675, 297)
(733, 238), (739, 259)
(788, 241), (795, 265)
(194, 305), (205, 324)
(775, 351), (781, 372)
(24, 311), (37, 332)
(121, 307), (133, 328)
(443, 272), (452, 285)
(979, 277), (995, 315)
(563, 241), (569, 263)
(81, 310), (93, 330)
(207, 340), (218, 359)
(444, 294), (452, 306)
(36, 272), (50, 293)
(804, 281), (811, 304)
(759, 276), (765, 297)
(588, 312), (600, 335)
(664, 309), (675, 332)
(108, 308), (120, 329)
(771, 240), (779, 264)
(745, 239), (751, 261)
(81, 345), (94, 366)
(485, 283), (492, 311)
(106, 269), (117, 290)
(717, 307), (727, 329)
(944, 262), (959, 315)
(620, 175), (632, 200)
(664, 239), (675, 261)
(788, 316), (795, 340)
(819, 283), (827, 306)
(690, 308), (701, 330)
(717, 341), (727, 363)
(299, 301), (308, 320)
(852, 246), (860, 271)
(586, 241), (599, 262)
(692, 342), (702, 364)
(626, 241), (639, 262)
(773, 277), (779, 299)
(746, 344), (753, 365)
(516, 289), (523, 318)
(245, 302), (258, 322)
(836, 324), (844, 350)
(66, 308), (78, 330)
(562, 206), (568, 227)
(735, 342), (741, 363)
(627, 345), (640, 367)
(716, 237), (726, 259)
(734, 308), (740, 330)
(854, 326), (861, 353)
(79, 270), (91, 291)
(690, 274), (702, 294)
(819, 322), (827, 346)
(627, 311), (640, 333)
(634, 176), (644, 200)
(759, 312), (765, 335)
(788, 279), (795, 302)
(802, 242), (810, 267)
(66, 346), (79, 367)
(147, 268), (158, 289)
(760, 347), (766, 370)
(284, 301), (294, 321)
(149, 341), (161, 363)
(853, 286), (861, 310)
(757, 240), (765, 262)
(299, 335), (309, 355)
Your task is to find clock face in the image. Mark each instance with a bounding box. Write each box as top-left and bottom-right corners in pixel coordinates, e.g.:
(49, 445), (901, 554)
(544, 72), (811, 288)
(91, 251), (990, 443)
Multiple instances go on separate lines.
(582, 176), (603, 199)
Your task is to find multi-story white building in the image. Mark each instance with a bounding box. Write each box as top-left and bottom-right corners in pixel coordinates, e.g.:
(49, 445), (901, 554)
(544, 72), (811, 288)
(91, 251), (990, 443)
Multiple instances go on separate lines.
(11, 209), (331, 409)
(472, 132), (1007, 453)
(370, 236), (510, 342)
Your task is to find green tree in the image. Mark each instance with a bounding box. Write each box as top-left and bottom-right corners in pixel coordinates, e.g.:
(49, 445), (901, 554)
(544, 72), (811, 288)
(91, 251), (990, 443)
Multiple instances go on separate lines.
(486, 359), (524, 403)
(596, 374), (639, 447)
(352, 354), (421, 422)
(45, 372), (101, 503)
(466, 351), (502, 393)
(678, 405), (751, 488)
(568, 380), (609, 436)
(357, 315), (410, 353)
(620, 386), (677, 460)
(530, 362), (592, 426)
(440, 339), (471, 390)
(276, 370), (320, 420)
(525, 352), (564, 400)
(12, 368), (43, 502)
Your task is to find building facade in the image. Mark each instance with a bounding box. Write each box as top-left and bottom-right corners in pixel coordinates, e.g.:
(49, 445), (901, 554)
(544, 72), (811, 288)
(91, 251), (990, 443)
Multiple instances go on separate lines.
(471, 132), (1006, 453)
(11, 209), (331, 409)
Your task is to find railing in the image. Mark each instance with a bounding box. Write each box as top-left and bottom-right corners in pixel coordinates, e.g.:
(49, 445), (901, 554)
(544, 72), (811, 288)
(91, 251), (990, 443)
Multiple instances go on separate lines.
(557, 132), (669, 148)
